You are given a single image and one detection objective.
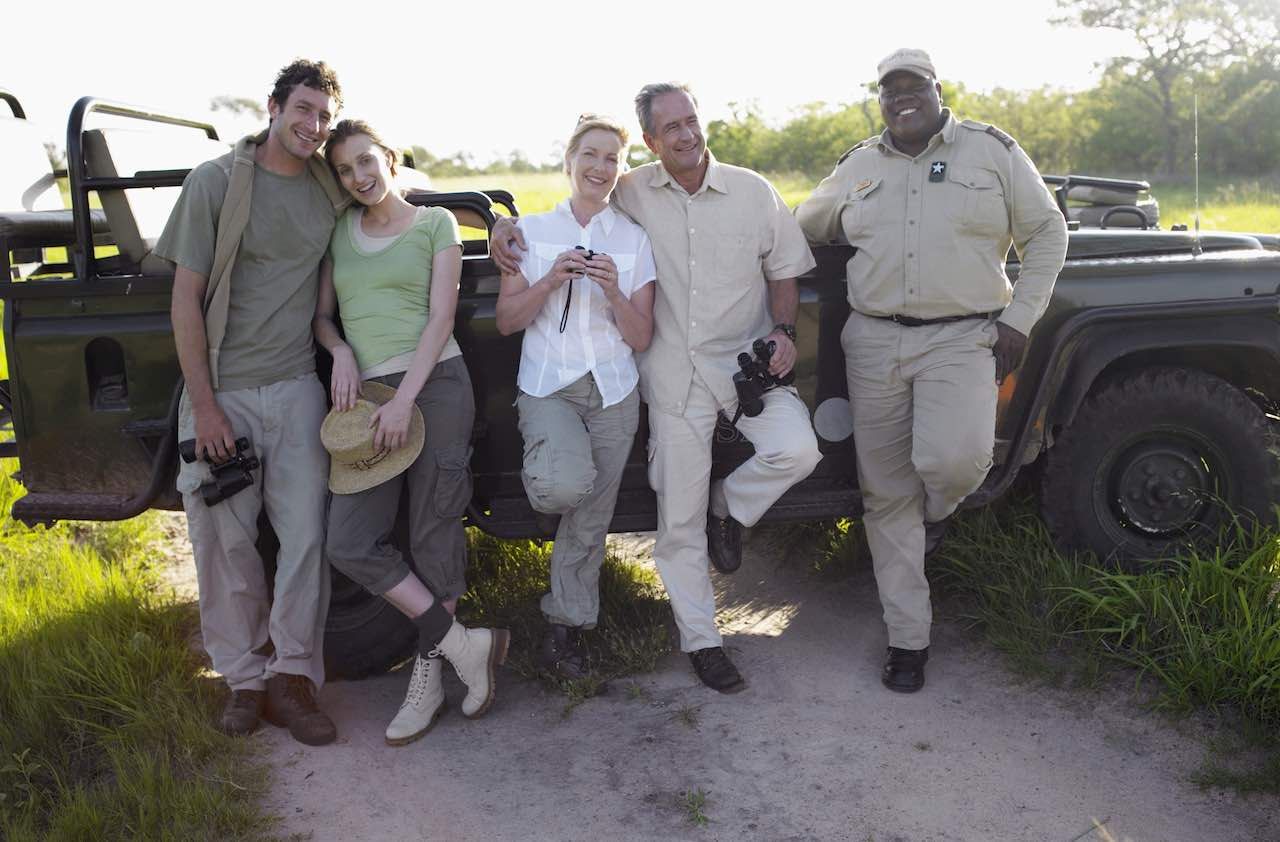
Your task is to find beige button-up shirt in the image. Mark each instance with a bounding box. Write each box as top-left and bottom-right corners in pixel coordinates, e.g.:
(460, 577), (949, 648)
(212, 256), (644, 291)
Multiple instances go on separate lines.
(612, 152), (816, 416)
(795, 111), (1067, 337)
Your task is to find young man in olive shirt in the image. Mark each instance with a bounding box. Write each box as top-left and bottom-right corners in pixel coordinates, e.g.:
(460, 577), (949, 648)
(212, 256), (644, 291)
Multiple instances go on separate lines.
(154, 59), (346, 745)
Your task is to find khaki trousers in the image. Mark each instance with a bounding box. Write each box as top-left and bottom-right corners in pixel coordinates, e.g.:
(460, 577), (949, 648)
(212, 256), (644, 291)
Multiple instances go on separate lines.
(177, 374), (331, 691)
(517, 375), (640, 628)
(648, 374), (822, 652)
(843, 312), (998, 650)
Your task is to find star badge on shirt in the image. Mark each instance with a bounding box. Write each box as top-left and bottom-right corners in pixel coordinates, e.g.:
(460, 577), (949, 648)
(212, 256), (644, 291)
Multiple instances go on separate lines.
(929, 161), (947, 183)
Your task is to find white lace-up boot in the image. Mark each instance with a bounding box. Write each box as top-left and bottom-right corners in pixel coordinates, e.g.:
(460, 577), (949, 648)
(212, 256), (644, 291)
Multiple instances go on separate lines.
(384, 652), (446, 745)
(436, 622), (511, 718)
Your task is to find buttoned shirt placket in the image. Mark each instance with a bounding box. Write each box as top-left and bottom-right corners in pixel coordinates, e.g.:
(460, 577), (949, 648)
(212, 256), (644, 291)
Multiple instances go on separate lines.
(882, 131), (945, 315)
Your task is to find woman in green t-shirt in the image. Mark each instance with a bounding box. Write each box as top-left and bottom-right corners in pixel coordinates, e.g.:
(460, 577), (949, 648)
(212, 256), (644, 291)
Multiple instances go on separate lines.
(314, 119), (508, 747)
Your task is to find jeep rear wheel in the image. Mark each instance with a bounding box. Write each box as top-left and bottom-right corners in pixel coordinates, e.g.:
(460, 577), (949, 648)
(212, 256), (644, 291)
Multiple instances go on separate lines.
(256, 517), (417, 681)
(324, 572), (417, 680)
(1040, 367), (1280, 567)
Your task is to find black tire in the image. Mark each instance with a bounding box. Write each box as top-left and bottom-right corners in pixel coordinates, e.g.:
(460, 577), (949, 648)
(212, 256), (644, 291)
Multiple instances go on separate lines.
(1040, 367), (1280, 567)
(323, 571), (417, 680)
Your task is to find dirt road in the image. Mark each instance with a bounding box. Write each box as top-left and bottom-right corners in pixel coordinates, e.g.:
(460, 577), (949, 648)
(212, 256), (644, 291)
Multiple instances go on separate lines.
(157, 520), (1275, 841)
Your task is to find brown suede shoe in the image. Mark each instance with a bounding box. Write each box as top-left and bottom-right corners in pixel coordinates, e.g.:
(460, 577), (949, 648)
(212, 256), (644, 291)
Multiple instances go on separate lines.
(220, 688), (266, 736)
(264, 674), (337, 746)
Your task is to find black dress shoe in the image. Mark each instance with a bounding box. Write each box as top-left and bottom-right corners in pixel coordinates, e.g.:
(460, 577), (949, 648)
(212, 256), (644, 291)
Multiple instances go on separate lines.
(706, 513), (743, 573)
(538, 624), (588, 681)
(882, 646), (929, 693)
(689, 646), (745, 693)
(924, 519), (949, 557)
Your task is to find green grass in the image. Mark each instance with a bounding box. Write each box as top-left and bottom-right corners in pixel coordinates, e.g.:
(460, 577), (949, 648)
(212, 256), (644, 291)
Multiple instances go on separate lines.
(0, 462), (271, 840)
(426, 170), (1280, 233)
(1149, 178), (1280, 234)
(810, 497), (1280, 793)
(458, 532), (672, 701)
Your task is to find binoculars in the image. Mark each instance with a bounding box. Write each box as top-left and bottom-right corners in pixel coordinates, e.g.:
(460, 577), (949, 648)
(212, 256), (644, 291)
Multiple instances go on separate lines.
(178, 436), (260, 506)
(733, 338), (795, 418)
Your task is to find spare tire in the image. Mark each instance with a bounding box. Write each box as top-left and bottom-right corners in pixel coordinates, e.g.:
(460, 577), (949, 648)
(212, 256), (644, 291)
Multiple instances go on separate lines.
(1039, 367), (1280, 568)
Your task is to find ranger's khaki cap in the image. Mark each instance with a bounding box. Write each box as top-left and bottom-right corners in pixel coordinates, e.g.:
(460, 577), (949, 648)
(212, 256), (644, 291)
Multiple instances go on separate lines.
(877, 48), (937, 84)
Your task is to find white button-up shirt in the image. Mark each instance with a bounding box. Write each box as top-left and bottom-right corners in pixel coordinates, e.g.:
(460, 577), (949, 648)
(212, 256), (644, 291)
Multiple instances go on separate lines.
(515, 200), (657, 408)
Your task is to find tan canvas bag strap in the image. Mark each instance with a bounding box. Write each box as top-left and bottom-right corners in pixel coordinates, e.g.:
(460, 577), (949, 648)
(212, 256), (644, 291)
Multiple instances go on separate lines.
(201, 134), (259, 388)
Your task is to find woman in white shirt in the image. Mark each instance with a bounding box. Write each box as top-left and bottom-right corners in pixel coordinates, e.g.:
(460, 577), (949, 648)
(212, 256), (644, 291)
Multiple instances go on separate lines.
(496, 114), (656, 680)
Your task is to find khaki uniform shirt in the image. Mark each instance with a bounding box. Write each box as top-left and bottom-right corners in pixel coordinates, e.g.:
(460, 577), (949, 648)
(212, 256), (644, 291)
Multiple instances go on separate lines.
(612, 152), (816, 416)
(795, 111), (1067, 337)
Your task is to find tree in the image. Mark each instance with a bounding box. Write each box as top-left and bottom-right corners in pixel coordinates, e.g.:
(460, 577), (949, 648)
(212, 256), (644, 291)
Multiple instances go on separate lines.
(1055, 0), (1275, 174)
(209, 96), (266, 121)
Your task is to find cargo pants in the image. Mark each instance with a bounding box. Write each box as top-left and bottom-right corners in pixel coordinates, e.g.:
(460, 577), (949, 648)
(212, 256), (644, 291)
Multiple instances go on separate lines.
(517, 374), (640, 628)
(178, 373), (330, 692)
(843, 311), (998, 650)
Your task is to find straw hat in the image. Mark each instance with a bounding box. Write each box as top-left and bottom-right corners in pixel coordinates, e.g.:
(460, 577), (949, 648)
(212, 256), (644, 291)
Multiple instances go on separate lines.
(321, 381), (425, 494)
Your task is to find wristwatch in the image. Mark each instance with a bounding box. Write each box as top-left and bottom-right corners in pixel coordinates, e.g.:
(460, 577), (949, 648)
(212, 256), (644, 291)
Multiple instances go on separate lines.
(773, 323), (797, 341)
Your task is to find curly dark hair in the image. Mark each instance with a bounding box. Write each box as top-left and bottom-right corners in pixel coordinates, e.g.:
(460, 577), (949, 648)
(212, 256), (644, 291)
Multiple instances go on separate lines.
(269, 58), (342, 111)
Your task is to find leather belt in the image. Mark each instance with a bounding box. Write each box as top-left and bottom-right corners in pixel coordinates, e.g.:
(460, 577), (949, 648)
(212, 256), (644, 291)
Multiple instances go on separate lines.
(863, 311), (997, 327)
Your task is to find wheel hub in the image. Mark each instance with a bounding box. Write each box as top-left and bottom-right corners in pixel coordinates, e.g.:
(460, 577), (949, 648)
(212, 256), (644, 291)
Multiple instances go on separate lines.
(1113, 441), (1214, 534)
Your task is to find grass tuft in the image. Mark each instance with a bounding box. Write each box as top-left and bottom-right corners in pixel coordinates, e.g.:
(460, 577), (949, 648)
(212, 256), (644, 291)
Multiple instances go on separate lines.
(678, 788), (710, 827)
(815, 494), (1280, 793)
(0, 460), (270, 840)
(459, 531), (672, 696)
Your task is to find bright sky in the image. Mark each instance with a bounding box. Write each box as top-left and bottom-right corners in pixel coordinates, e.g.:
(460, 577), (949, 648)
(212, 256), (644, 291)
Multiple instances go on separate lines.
(6, 0), (1135, 165)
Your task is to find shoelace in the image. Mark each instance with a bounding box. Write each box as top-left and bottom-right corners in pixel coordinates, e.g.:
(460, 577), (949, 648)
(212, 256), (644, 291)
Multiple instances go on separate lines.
(401, 654), (441, 709)
(282, 675), (318, 712)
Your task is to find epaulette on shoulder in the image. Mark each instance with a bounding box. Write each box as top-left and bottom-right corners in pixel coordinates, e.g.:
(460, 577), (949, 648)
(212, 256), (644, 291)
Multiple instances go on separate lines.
(837, 136), (878, 166)
(960, 118), (1015, 150)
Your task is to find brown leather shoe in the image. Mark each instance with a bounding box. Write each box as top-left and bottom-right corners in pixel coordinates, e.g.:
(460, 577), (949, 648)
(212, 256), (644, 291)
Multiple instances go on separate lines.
(264, 674), (337, 746)
(220, 688), (266, 736)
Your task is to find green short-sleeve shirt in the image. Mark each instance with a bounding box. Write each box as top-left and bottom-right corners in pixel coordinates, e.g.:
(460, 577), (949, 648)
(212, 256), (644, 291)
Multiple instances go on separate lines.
(327, 205), (463, 373)
(154, 158), (338, 391)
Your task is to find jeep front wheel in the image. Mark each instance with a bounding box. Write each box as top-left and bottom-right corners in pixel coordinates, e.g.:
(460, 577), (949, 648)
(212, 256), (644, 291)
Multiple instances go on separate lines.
(1039, 367), (1280, 567)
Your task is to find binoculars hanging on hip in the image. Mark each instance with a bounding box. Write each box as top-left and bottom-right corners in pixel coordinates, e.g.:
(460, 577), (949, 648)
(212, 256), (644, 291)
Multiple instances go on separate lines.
(178, 436), (260, 506)
(733, 338), (795, 418)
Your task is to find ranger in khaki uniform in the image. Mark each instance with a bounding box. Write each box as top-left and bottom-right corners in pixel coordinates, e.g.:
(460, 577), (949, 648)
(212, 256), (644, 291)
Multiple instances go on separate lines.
(796, 49), (1067, 692)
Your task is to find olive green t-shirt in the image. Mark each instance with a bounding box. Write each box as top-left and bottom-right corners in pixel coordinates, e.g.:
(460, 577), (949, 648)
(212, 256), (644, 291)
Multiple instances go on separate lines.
(154, 157), (338, 391)
(327, 205), (463, 373)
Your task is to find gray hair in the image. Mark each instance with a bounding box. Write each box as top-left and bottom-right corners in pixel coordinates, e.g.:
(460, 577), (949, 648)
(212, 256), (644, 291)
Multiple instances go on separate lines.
(634, 82), (698, 136)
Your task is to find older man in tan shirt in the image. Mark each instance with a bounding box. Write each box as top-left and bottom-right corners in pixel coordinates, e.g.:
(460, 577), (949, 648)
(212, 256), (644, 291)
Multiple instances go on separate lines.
(493, 83), (820, 692)
(797, 49), (1067, 693)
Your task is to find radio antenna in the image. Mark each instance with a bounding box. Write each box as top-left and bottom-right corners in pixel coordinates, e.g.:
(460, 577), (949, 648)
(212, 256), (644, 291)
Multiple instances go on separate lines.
(1193, 92), (1202, 256)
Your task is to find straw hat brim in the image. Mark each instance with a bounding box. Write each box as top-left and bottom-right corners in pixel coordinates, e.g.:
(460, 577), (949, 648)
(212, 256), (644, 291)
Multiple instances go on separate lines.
(322, 380), (426, 495)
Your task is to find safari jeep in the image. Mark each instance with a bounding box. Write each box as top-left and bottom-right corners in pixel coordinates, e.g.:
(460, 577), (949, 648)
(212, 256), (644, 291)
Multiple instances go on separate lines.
(3, 91), (1279, 677)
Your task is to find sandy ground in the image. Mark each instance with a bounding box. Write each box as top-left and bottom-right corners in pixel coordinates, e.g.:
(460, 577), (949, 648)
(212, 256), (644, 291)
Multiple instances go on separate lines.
(154, 514), (1277, 842)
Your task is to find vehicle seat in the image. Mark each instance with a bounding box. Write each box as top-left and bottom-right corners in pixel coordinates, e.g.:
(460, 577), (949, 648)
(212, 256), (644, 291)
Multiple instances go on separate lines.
(0, 114), (62, 213)
(82, 127), (228, 275)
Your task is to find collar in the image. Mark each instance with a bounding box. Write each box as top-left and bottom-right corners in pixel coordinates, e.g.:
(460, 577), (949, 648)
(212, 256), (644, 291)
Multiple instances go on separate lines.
(556, 198), (618, 236)
(877, 109), (956, 158)
(648, 149), (728, 196)
(237, 127), (348, 211)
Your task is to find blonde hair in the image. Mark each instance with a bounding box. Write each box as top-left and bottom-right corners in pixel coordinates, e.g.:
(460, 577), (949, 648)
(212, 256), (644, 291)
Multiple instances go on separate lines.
(564, 114), (629, 176)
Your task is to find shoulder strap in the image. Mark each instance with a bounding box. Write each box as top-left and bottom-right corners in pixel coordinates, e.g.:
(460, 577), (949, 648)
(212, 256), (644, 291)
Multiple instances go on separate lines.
(959, 118), (1016, 150)
(202, 133), (260, 389)
(837, 136), (878, 166)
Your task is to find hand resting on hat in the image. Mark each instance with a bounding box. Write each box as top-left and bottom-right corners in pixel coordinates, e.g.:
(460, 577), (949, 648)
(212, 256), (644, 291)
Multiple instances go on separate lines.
(370, 393), (416, 452)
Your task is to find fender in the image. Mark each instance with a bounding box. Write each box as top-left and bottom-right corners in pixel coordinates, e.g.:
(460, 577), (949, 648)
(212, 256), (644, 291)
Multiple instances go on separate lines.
(968, 294), (1280, 507)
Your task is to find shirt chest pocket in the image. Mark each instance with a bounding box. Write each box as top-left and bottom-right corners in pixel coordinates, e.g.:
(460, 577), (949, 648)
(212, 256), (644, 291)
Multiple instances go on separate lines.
(841, 177), (882, 240)
(946, 166), (1008, 237)
(532, 242), (576, 279)
(713, 232), (760, 284)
